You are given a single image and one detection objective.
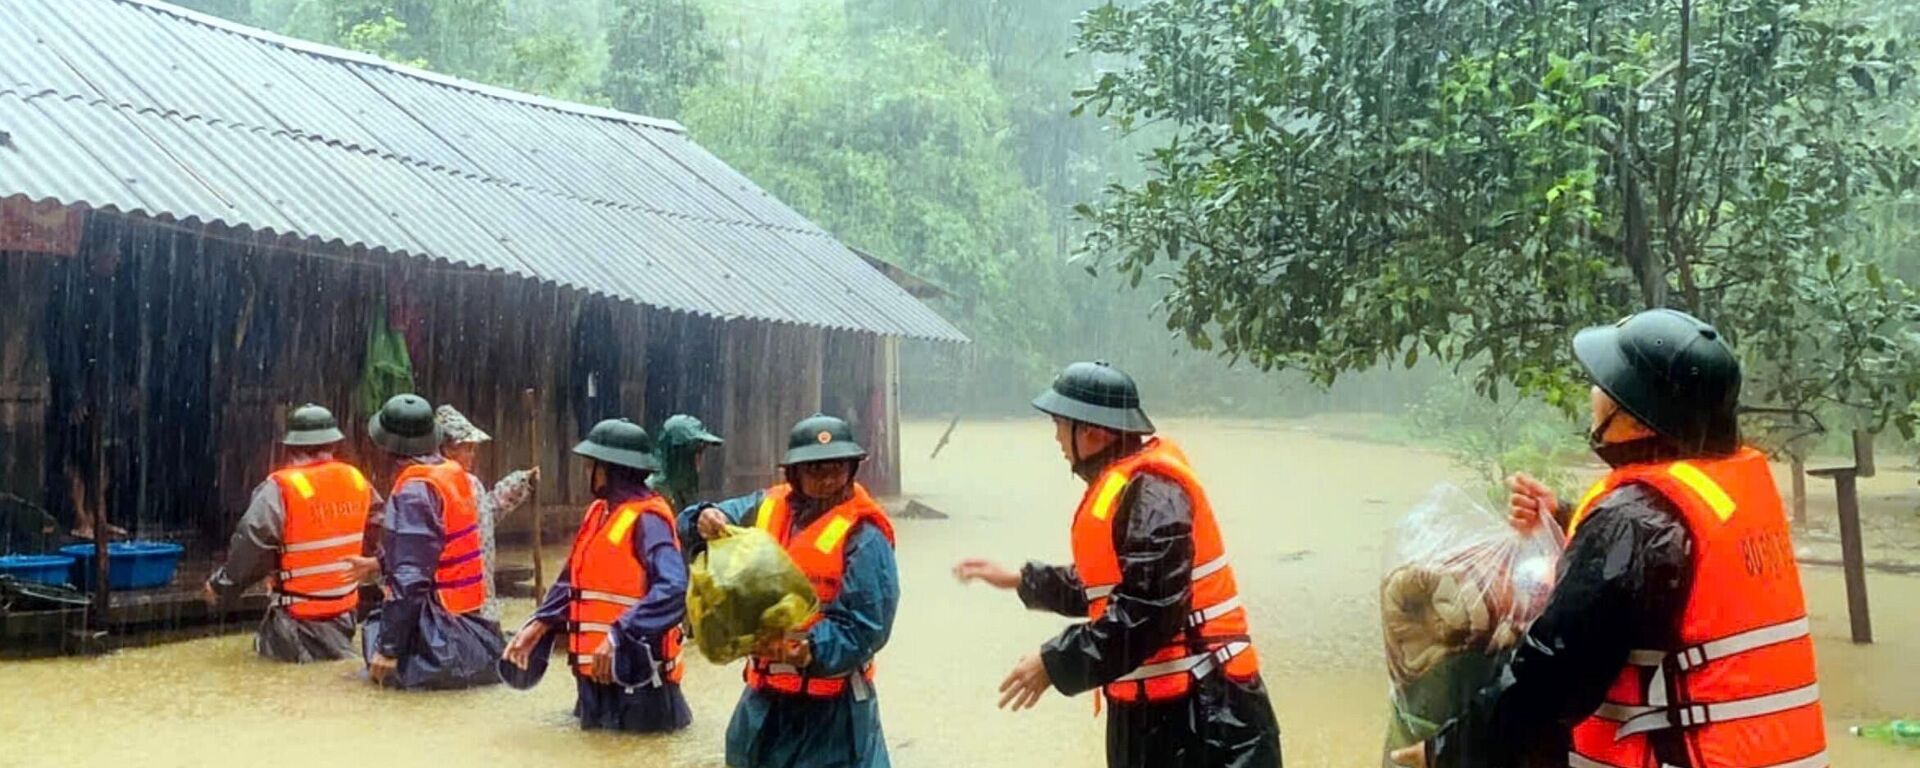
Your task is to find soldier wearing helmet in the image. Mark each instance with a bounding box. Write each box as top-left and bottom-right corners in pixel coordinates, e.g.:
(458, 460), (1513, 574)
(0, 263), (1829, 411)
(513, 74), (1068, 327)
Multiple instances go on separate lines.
(681, 413), (899, 768)
(955, 361), (1283, 768)
(361, 394), (504, 690)
(504, 418), (692, 732)
(1396, 310), (1827, 768)
(204, 404), (373, 662)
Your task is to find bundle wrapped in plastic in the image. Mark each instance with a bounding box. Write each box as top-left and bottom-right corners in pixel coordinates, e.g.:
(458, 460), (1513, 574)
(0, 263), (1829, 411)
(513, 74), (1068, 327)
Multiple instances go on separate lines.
(687, 525), (820, 664)
(1380, 484), (1563, 760)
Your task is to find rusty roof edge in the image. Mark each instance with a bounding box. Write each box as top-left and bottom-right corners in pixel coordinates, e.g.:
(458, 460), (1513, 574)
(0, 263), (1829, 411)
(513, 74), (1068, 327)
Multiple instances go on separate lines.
(115, 0), (687, 134)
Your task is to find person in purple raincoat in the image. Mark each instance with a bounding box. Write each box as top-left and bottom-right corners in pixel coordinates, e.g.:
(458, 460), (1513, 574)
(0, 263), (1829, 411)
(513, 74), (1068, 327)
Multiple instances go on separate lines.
(360, 394), (504, 691)
(503, 419), (691, 732)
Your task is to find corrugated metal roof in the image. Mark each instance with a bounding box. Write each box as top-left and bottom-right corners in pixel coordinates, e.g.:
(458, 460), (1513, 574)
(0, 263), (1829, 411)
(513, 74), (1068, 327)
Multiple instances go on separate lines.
(0, 0), (966, 342)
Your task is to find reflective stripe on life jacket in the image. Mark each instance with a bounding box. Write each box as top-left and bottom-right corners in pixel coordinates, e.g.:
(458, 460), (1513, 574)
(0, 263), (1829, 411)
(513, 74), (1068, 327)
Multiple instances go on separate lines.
(742, 483), (896, 699)
(270, 461), (371, 621)
(1070, 437), (1260, 705)
(565, 496), (685, 685)
(1566, 447), (1826, 768)
(393, 461), (486, 616)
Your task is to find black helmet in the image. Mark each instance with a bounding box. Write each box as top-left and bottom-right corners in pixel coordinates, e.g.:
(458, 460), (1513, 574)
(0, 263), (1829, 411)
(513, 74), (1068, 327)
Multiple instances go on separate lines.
(1032, 361), (1155, 434)
(573, 418), (663, 472)
(368, 394), (441, 457)
(780, 413), (866, 466)
(1574, 308), (1742, 454)
(283, 403), (345, 447)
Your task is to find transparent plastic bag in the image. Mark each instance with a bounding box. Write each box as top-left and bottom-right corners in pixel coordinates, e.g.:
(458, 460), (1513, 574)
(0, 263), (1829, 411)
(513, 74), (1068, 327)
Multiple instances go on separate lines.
(686, 525), (820, 664)
(1380, 484), (1564, 756)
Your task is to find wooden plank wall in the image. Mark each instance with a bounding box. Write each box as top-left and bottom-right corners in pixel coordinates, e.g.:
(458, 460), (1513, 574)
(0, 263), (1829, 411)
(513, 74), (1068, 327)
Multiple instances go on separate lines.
(0, 252), (52, 517)
(3, 210), (907, 557)
(719, 322), (826, 494)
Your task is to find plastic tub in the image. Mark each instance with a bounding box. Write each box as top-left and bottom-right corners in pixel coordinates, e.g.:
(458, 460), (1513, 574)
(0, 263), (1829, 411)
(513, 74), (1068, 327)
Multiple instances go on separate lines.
(0, 554), (76, 586)
(59, 541), (184, 590)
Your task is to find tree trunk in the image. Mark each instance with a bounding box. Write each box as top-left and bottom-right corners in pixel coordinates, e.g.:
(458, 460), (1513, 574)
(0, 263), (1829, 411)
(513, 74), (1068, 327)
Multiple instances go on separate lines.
(1619, 99), (1663, 308)
(1664, 0), (1703, 314)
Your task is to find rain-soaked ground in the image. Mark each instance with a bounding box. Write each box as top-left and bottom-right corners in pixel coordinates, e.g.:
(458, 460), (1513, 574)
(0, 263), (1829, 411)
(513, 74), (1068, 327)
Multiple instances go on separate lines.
(3, 418), (1917, 767)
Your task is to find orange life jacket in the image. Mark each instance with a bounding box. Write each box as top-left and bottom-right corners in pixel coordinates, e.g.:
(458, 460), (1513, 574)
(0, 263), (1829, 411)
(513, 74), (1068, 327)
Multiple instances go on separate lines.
(393, 460), (486, 616)
(269, 460), (372, 621)
(742, 483), (896, 698)
(565, 496), (684, 685)
(1566, 447), (1826, 768)
(1070, 437), (1259, 704)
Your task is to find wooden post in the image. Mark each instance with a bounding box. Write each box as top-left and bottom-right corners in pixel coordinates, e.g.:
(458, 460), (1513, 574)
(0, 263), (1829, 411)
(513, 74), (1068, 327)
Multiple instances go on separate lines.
(1790, 455), (1806, 526)
(1811, 460), (1873, 644)
(1832, 473), (1873, 644)
(91, 437), (110, 627)
(523, 388), (545, 598)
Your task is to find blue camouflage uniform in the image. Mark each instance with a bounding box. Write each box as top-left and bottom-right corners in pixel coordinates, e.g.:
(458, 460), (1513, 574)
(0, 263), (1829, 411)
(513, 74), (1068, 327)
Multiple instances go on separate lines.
(679, 489), (899, 768)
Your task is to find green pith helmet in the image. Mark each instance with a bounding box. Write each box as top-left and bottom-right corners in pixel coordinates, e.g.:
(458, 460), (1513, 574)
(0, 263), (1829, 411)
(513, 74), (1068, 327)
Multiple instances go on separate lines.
(283, 403), (346, 447)
(780, 413), (866, 466)
(1573, 308), (1742, 454)
(368, 394), (441, 457)
(1031, 360), (1155, 434)
(573, 418), (663, 472)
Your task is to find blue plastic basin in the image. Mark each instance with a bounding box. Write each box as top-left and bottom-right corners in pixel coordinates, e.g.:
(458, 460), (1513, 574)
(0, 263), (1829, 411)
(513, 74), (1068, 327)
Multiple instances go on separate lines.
(59, 541), (184, 590)
(0, 554), (77, 586)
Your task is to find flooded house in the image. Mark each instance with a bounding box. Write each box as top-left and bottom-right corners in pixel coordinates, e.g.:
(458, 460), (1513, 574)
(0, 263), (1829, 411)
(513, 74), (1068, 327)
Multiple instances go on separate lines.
(0, 0), (963, 638)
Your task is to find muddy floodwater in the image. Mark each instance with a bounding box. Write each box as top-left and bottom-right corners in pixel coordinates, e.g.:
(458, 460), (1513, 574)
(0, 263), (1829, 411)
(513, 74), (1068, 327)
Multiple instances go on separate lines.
(5, 418), (1917, 767)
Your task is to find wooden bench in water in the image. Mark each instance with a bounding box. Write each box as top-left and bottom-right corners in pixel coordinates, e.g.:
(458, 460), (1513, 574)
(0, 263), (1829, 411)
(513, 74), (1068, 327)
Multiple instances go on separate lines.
(3, 561), (542, 657)
(1, 559), (274, 657)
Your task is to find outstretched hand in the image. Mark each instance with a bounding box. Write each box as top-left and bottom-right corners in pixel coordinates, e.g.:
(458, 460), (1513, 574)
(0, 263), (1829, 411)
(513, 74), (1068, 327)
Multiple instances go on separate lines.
(997, 653), (1051, 711)
(952, 558), (1020, 590)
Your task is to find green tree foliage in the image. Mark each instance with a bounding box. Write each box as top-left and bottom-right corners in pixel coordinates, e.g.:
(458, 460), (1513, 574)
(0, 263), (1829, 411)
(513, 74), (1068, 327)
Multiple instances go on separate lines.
(603, 0), (721, 118)
(681, 23), (1069, 389)
(1076, 0), (1920, 433)
(1408, 375), (1586, 504)
(496, 30), (603, 103)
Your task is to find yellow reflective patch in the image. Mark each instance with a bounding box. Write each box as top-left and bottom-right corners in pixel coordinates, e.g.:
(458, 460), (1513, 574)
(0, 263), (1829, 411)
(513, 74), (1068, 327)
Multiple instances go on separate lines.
(1669, 462), (1737, 522)
(605, 508), (640, 545)
(348, 469), (368, 492)
(287, 472), (316, 500)
(1576, 480), (1607, 515)
(1568, 480), (1608, 534)
(1090, 473), (1128, 522)
(754, 496), (777, 531)
(815, 516), (854, 554)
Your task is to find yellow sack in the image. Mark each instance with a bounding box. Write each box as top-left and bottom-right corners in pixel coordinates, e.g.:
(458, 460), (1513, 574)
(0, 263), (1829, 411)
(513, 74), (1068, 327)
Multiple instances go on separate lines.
(687, 525), (819, 664)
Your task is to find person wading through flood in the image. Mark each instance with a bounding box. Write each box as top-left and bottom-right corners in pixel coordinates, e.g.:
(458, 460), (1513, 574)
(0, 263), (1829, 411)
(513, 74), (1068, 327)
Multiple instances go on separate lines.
(203, 404), (372, 662)
(651, 414), (724, 515)
(433, 405), (538, 625)
(362, 394), (504, 689)
(502, 418), (691, 732)
(679, 414), (899, 768)
(954, 360), (1283, 768)
(1390, 309), (1827, 768)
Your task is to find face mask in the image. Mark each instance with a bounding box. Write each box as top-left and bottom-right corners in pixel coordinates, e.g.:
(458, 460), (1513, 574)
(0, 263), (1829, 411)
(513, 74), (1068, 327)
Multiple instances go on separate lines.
(1590, 411), (1676, 468)
(1587, 409), (1619, 453)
